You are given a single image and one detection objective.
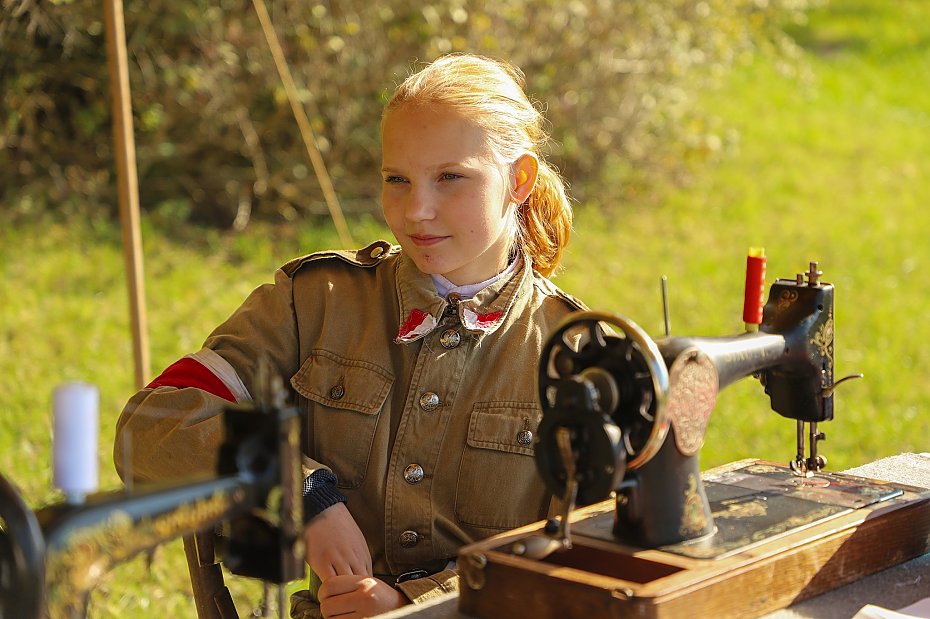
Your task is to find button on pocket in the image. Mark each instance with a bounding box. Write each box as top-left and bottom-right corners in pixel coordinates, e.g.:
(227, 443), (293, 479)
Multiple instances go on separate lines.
(399, 530), (420, 548)
(454, 403), (548, 532)
(291, 350), (394, 489)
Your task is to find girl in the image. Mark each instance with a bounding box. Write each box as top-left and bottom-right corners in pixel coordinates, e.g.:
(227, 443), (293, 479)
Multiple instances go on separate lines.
(115, 53), (585, 619)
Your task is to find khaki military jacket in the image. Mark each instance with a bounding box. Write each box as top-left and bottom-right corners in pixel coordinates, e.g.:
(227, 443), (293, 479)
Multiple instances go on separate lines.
(114, 240), (585, 603)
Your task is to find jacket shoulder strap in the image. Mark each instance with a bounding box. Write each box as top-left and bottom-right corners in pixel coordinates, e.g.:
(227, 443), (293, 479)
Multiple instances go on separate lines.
(281, 240), (398, 277)
(534, 276), (589, 312)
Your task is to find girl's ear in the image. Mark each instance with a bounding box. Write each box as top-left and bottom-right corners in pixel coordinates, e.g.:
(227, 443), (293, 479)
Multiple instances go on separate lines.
(511, 153), (539, 204)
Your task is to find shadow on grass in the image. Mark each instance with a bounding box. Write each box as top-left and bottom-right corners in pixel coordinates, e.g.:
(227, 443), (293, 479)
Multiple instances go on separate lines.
(783, 0), (930, 61)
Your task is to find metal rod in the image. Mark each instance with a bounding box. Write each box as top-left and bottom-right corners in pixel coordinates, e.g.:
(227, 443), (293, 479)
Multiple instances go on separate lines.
(797, 420), (805, 461)
(554, 427), (577, 547)
(122, 429), (133, 496)
(661, 275), (671, 337)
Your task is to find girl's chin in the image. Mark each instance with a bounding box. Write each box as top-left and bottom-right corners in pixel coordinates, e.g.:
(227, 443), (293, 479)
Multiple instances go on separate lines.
(406, 251), (448, 276)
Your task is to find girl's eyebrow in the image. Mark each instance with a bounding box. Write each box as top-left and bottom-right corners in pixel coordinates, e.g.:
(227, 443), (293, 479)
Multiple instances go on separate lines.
(381, 161), (473, 174)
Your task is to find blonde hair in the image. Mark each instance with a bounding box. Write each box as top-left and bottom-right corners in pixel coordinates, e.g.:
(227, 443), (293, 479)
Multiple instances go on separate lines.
(384, 54), (572, 277)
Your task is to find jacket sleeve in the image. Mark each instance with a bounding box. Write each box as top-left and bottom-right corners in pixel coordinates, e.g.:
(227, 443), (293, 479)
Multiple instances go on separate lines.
(394, 569), (459, 604)
(114, 385), (229, 483)
(113, 266), (330, 484)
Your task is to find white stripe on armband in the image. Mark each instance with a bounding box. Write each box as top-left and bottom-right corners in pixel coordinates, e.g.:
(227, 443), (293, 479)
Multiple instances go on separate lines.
(188, 348), (253, 403)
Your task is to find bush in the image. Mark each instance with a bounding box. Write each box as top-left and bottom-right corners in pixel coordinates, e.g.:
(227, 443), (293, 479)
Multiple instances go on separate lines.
(0, 0), (814, 227)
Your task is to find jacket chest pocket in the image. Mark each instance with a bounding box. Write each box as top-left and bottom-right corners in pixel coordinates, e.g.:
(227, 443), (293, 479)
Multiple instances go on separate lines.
(454, 403), (549, 532)
(291, 350), (394, 489)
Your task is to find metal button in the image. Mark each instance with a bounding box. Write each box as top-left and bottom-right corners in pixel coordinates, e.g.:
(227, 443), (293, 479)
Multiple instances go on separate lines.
(444, 294), (461, 317)
(396, 569), (429, 584)
(439, 328), (461, 349)
(370, 245), (385, 259)
(404, 464), (425, 484)
(517, 429), (533, 446)
(400, 530), (420, 548)
(329, 385), (345, 400)
(419, 392), (441, 412)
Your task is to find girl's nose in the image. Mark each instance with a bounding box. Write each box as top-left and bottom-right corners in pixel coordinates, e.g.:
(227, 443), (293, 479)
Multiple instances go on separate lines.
(405, 186), (436, 223)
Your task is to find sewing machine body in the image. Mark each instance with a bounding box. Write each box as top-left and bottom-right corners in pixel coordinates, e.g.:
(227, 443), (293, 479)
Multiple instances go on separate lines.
(0, 384), (304, 619)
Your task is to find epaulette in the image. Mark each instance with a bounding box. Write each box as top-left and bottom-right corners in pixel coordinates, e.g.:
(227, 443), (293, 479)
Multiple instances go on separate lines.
(281, 239), (398, 277)
(535, 276), (589, 312)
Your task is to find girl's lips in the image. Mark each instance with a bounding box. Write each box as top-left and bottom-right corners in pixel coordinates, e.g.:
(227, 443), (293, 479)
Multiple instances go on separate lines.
(409, 234), (448, 247)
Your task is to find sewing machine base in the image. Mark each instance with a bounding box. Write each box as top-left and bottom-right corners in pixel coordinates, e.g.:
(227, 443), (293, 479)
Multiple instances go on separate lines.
(458, 460), (930, 619)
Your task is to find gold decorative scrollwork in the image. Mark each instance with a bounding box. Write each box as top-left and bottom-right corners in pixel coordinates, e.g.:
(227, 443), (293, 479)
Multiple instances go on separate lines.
(46, 490), (232, 617)
(811, 310), (834, 359)
(776, 289), (799, 313)
(679, 474), (709, 537)
(45, 510), (134, 616)
(713, 497), (768, 520)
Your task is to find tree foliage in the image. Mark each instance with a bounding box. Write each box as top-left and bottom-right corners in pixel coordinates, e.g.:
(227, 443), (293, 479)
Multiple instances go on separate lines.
(0, 0), (813, 227)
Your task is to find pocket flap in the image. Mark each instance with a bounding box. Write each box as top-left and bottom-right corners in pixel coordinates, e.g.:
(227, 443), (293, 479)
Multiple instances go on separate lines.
(291, 350), (393, 415)
(466, 403), (541, 456)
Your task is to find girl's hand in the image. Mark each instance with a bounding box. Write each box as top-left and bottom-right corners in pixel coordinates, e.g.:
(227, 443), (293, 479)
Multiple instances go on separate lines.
(304, 502), (372, 580)
(318, 575), (408, 618)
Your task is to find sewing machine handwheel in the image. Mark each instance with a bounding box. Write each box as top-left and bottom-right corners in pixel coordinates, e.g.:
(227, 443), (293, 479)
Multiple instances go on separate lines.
(536, 312), (670, 502)
(0, 473), (44, 619)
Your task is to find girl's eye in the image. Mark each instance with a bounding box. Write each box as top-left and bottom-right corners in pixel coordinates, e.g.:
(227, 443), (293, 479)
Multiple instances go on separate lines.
(439, 172), (462, 181)
(384, 175), (407, 184)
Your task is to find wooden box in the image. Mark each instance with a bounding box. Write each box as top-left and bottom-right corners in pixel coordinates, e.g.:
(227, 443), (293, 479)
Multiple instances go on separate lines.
(458, 461), (930, 619)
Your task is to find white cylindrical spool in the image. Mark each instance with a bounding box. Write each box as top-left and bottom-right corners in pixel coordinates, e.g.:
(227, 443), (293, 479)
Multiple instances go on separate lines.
(53, 382), (100, 503)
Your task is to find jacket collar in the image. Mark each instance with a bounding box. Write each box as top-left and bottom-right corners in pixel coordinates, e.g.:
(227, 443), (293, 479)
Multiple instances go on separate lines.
(394, 251), (531, 345)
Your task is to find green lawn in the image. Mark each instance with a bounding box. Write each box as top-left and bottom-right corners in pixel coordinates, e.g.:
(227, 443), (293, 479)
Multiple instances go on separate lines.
(2, 1), (929, 616)
(559, 0), (930, 471)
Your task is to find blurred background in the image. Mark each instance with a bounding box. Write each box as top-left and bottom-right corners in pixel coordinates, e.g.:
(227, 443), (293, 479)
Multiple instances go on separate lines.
(2, 0), (929, 615)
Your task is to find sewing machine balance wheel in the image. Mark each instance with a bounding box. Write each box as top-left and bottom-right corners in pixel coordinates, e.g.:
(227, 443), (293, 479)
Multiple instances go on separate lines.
(535, 311), (671, 505)
(0, 472), (43, 619)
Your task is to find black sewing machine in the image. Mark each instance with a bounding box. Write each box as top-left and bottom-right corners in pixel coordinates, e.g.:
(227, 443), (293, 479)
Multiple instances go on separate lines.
(0, 375), (304, 619)
(458, 262), (930, 619)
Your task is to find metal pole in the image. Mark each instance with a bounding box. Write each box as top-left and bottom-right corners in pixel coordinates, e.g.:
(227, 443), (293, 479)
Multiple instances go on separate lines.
(103, 0), (150, 389)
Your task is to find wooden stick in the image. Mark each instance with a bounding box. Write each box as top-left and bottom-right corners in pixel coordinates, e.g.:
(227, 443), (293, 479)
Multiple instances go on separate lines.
(104, 0), (150, 389)
(251, 0), (355, 248)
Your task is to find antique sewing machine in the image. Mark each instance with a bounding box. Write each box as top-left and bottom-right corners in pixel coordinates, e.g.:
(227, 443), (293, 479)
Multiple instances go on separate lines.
(459, 260), (930, 619)
(0, 373), (304, 619)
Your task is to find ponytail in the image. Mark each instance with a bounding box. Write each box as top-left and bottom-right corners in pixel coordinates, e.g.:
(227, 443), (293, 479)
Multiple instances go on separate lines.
(517, 161), (572, 277)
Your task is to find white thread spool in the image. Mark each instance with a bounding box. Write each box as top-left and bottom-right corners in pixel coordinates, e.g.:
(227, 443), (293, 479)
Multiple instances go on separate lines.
(53, 382), (99, 504)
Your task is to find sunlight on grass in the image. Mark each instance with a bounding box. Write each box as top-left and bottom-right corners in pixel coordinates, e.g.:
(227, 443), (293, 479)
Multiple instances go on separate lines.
(558, 0), (930, 471)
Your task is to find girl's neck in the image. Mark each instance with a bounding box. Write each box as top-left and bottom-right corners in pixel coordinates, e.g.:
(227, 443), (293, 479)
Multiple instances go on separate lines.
(431, 255), (521, 300)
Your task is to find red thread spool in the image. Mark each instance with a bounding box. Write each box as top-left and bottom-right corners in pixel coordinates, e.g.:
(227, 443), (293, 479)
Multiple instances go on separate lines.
(742, 250), (767, 326)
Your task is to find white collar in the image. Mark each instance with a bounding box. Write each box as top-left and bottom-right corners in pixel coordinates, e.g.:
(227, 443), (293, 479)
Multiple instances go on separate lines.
(430, 255), (521, 300)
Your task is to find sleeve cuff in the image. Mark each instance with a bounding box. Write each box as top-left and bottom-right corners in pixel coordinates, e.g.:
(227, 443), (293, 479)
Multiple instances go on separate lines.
(395, 569), (459, 604)
(302, 469), (347, 522)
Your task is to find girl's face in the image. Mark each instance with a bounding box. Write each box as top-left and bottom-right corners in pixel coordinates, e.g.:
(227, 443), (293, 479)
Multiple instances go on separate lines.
(381, 104), (515, 286)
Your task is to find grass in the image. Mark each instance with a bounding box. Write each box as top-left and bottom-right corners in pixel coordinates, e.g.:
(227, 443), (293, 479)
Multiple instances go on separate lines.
(0, 214), (390, 616)
(559, 0), (930, 471)
(2, 0), (929, 615)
